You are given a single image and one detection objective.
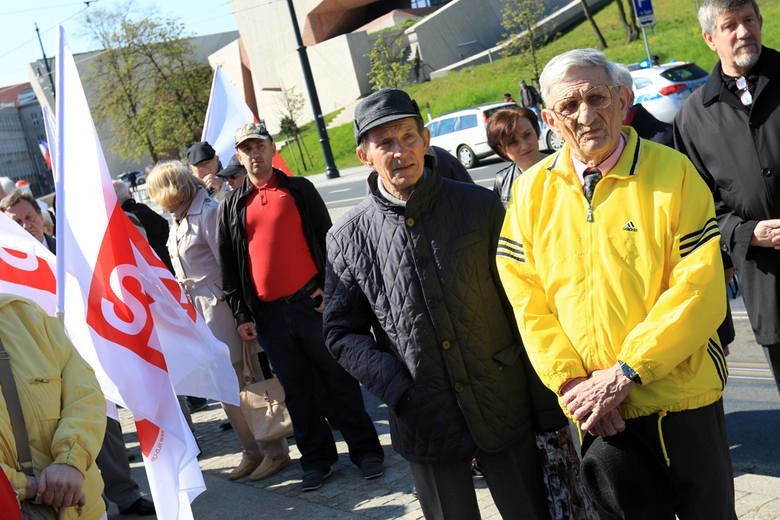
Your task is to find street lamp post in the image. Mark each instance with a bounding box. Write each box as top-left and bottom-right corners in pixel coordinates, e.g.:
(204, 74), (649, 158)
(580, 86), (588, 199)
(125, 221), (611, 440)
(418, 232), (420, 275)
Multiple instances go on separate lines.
(285, 0), (339, 178)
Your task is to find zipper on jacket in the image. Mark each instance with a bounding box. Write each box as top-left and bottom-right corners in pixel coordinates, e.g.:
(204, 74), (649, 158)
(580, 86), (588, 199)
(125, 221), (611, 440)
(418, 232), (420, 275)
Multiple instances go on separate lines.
(587, 204), (594, 222)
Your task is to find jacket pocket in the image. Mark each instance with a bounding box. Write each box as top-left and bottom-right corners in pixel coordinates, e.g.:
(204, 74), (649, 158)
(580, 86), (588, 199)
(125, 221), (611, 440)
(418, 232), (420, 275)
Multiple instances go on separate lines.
(492, 343), (522, 366)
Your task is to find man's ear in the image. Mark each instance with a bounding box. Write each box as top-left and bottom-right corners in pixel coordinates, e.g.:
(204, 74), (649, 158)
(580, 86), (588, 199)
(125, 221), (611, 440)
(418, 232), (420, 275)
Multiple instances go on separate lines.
(422, 127), (431, 149)
(702, 30), (717, 52)
(356, 145), (371, 167)
(541, 109), (558, 132)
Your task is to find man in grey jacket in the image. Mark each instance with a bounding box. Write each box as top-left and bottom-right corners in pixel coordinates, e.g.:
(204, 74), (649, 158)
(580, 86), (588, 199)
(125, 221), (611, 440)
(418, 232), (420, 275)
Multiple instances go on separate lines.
(323, 88), (555, 519)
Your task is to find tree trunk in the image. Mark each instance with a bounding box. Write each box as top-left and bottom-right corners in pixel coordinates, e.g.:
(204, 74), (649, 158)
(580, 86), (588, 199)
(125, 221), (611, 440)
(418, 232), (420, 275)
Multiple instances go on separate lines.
(615, 0), (639, 43)
(626, 0), (641, 38)
(580, 0), (608, 49)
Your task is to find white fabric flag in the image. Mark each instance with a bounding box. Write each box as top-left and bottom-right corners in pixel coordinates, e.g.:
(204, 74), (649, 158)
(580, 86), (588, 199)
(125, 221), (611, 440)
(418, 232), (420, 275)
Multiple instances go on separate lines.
(0, 213), (57, 315)
(55, 26), (238, 519)
(202, 66), (254, 168)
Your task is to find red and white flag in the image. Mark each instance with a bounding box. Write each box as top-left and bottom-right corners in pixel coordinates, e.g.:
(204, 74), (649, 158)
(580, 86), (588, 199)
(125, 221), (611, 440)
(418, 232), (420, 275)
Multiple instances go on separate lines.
(0, 212), (57, 315)
(55, 27), (238, 519)
(202, 66), (292, 175)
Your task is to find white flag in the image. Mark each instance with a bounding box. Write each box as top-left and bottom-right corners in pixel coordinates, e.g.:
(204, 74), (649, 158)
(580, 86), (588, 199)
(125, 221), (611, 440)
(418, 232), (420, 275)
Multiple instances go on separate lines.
(55, 26), (239, 519)
(0, 213), (57, 315)
(202, 66), (254, 167)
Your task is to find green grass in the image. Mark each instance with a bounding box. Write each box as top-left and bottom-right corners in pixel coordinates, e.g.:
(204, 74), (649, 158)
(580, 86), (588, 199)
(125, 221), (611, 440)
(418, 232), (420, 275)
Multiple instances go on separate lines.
(282, 0), (780, 175)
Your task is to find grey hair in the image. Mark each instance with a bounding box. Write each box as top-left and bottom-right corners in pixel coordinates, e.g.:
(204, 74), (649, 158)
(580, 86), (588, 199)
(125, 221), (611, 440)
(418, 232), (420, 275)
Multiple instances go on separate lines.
(698, 0), (761, 34)
(112, 179), (132, 202)
(0, 177), (14, 197)
(539, 48), (622, 105)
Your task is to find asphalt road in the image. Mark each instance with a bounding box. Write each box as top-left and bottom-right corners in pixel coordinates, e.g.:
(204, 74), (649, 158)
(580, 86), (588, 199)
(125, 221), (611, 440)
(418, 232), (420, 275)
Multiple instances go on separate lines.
(316, 158), (780, 478)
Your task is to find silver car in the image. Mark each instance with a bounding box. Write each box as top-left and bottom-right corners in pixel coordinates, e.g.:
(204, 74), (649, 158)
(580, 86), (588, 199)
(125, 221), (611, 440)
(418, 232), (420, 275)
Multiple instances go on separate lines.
(631, 62), (709, 123)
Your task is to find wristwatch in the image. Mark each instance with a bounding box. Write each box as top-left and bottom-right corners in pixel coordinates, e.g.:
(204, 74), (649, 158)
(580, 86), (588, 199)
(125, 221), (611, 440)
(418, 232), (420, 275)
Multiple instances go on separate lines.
(618, 360), (642, 384)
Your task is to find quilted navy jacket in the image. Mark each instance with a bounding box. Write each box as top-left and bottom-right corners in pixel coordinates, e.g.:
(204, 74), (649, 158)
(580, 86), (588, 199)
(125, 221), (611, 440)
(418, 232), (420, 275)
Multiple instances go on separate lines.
(324, 166), (543, 463)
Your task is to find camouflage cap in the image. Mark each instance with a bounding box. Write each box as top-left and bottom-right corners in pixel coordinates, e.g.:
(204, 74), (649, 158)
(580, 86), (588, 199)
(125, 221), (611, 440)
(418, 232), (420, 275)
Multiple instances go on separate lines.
(234, 121), (272, 147)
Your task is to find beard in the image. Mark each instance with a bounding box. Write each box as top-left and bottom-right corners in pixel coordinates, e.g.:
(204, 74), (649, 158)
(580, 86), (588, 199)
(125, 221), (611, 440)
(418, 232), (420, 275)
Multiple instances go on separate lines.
(733, 40), (761, 70)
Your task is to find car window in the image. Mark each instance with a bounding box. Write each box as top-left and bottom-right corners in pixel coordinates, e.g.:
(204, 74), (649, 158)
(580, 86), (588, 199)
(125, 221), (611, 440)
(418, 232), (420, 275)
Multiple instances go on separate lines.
(427, 121), (440, 138)
(438, 117), (457, 135)
(458, 114), (477, 131)
(633, 77), (652, 89)
(661, 64), (708, 82)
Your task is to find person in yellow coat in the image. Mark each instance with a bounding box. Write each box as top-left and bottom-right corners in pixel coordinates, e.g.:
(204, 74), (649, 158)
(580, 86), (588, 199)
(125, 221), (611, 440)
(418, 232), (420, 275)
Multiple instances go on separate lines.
(0, 294), (105, 519)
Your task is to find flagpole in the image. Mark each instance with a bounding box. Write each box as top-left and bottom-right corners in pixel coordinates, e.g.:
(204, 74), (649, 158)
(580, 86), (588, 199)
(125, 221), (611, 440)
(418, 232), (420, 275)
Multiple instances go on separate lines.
(55, 26), (66, 319)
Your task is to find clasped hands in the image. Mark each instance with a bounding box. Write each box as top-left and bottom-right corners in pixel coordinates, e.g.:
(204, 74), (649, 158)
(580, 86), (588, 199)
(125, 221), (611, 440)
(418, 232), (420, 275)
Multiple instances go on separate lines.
(561, 363), (635, 438)
(25, 463), (85, 509)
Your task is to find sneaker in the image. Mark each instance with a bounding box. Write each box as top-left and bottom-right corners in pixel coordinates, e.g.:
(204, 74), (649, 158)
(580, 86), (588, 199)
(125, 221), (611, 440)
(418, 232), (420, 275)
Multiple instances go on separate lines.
(249, 455), (293, 481)
(301, 467), (332, 492)
(358, 457), (384, 480)
(228, 455), (262, 480)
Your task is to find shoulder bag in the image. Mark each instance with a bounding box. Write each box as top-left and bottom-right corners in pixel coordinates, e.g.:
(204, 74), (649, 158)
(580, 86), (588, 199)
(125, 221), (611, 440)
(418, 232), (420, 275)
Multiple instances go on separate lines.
(239, 341), (294, 441)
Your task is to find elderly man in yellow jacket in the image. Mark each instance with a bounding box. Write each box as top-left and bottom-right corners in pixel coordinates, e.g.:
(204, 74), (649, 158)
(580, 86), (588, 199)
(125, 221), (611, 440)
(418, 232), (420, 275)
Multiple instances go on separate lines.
(497, 48), (736, 519)
(0, 294), (105, 519)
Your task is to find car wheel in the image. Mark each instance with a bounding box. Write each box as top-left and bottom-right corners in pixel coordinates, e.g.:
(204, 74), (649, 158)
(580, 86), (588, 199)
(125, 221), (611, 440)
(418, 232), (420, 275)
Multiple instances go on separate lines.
(457, 145), (477, 168)
(546, 131), (565, 151)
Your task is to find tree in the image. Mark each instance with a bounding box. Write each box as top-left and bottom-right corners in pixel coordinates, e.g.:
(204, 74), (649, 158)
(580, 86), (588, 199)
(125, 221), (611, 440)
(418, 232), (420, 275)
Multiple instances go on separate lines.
(501, 0), (547, 83)
(367, 30), (412, 91)
(615, 0), (639, 43)
(580, 0), (608, 49)
(277, 87), (311, 171)
(82, 7), (212, 163)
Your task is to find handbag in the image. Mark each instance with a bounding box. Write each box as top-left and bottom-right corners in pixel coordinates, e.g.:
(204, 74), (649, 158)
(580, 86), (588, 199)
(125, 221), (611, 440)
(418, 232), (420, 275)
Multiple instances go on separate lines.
(0, 339), (58, 520)
(239, 341), (294, 441)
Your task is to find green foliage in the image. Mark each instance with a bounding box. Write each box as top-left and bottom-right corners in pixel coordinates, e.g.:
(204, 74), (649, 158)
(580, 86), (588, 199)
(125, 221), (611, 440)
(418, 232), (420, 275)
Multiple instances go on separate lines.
(367, 31), (412, 90)
(501, 0), (547, 82)
(83, 7), (210, 163)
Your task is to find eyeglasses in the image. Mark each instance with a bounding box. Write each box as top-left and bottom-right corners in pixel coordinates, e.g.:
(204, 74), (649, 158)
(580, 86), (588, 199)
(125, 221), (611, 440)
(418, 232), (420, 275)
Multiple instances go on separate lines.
(552, 85), (619, 119)
(736, 76), (752, 106)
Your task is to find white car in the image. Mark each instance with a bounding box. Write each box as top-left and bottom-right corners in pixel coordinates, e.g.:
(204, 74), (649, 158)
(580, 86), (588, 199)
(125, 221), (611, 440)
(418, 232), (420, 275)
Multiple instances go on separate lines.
(630, 62), (708, 123)
(426, 102), (563, 168)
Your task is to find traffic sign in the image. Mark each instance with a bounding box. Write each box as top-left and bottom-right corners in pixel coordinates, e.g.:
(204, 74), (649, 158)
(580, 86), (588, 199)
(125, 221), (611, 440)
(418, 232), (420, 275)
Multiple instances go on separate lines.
(632, 0), (656, 27)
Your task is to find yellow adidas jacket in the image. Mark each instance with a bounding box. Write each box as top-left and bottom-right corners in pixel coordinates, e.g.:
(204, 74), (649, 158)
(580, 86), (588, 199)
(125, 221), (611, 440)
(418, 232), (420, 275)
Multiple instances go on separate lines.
(497, 127), (727, 420)
(0, 295), (105, 519)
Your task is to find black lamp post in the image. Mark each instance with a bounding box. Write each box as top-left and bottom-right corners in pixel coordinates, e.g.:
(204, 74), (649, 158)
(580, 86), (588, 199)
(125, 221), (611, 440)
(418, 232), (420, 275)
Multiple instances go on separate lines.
(285, 0), (339, 178)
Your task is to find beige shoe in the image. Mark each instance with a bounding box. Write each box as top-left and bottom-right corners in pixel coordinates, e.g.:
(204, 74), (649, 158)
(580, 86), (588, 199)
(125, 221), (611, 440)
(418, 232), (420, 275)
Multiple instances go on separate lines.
(229, 455), (263, 480)
(248, 455), (293, 481)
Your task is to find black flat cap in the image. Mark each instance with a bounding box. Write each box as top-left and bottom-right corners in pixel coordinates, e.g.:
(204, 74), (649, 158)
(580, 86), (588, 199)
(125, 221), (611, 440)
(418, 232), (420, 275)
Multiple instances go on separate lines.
(187, 141), (216, 165)
(216, 154), (245, 178)
(353, 88), (421, 145)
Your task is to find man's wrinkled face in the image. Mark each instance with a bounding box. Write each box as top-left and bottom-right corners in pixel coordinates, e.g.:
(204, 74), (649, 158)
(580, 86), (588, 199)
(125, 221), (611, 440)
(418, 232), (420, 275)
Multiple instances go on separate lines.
(236, 138), (276, 183)
(5, 200), (45, 242)
(357, 118), (430, 201)
(541, 66), (629, 166)
(704, 4), (763, 74)
(189, 156), (220, 179)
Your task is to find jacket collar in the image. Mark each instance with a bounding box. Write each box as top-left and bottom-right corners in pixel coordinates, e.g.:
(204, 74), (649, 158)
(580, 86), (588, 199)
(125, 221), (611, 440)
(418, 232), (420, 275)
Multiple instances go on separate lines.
(701, 46), (780, 107)
(186, 186), (209, 216)
(547, 126), (641, 181)
(368, 153), (442, 215)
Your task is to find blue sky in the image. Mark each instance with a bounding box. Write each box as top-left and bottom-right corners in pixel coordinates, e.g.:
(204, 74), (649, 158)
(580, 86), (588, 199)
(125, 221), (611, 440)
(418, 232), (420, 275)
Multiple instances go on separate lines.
(0, 0), (238, 88)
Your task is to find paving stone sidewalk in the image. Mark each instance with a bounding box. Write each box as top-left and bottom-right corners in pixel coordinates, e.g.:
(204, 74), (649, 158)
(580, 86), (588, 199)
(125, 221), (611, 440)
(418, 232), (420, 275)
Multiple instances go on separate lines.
(111, 389), (780, 519)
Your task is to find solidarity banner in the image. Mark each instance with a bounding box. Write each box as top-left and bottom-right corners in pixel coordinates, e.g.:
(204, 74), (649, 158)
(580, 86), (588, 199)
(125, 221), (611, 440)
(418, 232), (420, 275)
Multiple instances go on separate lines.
(54, 26), (238, 519)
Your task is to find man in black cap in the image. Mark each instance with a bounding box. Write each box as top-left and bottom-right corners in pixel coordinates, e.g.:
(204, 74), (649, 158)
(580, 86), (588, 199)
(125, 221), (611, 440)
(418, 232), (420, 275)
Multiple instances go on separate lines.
(216, 154), (247, 191)
(322, 88), (556, 519)
(186, 141), (226, 200)
(217, 122), (384, 492)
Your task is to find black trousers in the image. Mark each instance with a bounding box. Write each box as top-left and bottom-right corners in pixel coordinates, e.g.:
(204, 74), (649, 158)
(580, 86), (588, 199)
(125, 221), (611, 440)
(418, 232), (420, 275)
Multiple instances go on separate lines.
(408, 428), (549, 520)
(580, 399), (736, 520)
(96, 417), (142, 510)
(763, 344), (780, 395)
(253, 295), (382, 473)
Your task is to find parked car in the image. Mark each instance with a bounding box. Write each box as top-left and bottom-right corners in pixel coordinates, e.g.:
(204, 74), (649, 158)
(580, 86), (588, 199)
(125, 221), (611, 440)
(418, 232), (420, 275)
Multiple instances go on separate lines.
(117, 170), (146, 186)
(427, 102), (563, 168)
(630, 61), (709, 123)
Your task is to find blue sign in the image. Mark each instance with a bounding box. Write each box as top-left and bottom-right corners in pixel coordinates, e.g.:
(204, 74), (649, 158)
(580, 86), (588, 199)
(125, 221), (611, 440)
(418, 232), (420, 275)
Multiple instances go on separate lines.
(632, 0), (656, 26)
